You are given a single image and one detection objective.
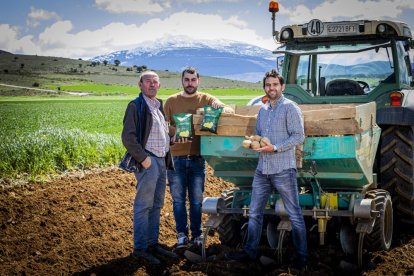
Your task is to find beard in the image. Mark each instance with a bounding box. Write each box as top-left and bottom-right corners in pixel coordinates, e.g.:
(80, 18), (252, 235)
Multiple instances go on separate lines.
(184, 85), (198, 95)
(265, 90), (281, 101)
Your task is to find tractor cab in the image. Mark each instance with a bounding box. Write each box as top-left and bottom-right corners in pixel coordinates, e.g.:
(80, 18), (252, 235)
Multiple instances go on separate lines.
(249, 17), (414, 107)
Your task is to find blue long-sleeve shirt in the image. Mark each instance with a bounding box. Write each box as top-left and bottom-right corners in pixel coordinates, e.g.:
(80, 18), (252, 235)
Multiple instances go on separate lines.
(256, 95), (305, 174)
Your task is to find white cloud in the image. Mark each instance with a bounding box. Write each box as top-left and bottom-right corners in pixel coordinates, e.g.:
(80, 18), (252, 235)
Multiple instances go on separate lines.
(0, 24), (39, 54)
(94, 0), (242, 14)
(6, 12), (275, 58)
(133, 12), (274, 49)
(26, 7), (61, 28)
(284, 0), (414, 23)
(95, 0), (171, 14)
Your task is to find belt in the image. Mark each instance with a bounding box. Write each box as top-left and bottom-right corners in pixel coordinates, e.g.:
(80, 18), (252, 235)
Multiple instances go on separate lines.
(145, 150), (164, 158)
(175, 155), (202, 160)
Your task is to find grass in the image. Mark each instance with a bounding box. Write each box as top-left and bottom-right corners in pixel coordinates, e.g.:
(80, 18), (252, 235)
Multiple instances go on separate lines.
(44, 83), (263, 98)
(0, 97), (128, 180)
(0, 98), (127, 135)
(0, 92), (259, 180)
(0, 127), (123, 181)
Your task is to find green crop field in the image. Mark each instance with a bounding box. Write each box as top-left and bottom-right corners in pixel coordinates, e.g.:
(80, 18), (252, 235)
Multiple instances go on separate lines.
(0, 93), (262, 182)
(0, 97), (128, 181)
(45, 83), (263, 98)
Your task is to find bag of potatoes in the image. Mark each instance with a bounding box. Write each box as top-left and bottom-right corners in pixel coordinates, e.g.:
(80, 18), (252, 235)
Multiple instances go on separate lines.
(173, 113), (193, 142)
(200, 105), (223, 134)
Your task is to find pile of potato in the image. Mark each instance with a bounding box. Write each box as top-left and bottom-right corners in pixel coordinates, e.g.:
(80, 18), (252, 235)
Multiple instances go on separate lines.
(242, 135), (271, 149)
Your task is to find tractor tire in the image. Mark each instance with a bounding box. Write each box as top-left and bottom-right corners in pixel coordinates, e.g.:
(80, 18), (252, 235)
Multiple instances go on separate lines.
(217, 188), (247, 247)
(220, 187), (237, 205)
(364, 189), (393, 251)
(379, 125), (414, 224)
(217, 214), (246, 247)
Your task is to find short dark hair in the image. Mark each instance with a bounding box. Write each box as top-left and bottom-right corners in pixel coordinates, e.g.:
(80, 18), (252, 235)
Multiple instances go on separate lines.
(181, 66), (200, 79)
(263, 69), (284, 88)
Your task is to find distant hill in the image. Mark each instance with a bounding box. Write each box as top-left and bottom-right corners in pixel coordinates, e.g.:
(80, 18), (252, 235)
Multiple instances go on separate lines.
(0, 50), (12, 55)
(0, 51), (261, 91)
(92, 38), (276, 83)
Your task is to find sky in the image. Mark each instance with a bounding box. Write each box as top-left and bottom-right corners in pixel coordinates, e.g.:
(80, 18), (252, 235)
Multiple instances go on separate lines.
(1, 0), (414, 59)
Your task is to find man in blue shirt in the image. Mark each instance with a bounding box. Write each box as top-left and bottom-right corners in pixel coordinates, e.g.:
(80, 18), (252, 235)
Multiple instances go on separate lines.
(226, 69), (308, 269)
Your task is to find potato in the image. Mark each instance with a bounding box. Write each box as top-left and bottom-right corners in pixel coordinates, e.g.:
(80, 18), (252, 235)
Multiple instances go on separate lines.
(251, 141), (261, 150)
(252, 135), (262, 142)
(242, 140), (252, 149)
(260, 137), (271, 147)
(245, 135), (254, 141)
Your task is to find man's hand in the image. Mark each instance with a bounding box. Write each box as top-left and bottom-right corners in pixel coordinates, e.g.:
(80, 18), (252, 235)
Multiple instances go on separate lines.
(141, 156), (152, 169)
(175, 136), (192, 143)
(254, 144), (275, 153)
(212, 99), (225, 109)
(212, 99), (235, 114)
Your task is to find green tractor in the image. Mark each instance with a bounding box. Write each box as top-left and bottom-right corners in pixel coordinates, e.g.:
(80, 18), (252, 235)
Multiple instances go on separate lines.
(198, 1), (414, 268)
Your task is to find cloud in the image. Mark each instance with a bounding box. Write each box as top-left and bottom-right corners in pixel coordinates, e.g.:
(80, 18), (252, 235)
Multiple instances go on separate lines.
(134, 12), (274, 49)
(284, 0), (414, 23)
(6, 12), (274, 58)
(95, 0), (171, 14)
(94, 0), (242, 14)
(0, 24), (40, 54)
(26, 7), (61, 28)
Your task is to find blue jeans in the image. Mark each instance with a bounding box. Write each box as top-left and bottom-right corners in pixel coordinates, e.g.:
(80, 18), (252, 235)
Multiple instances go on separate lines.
(167, 156), (206, 239)
(244, 168), (308, 261)
(133, 156), (166, 251)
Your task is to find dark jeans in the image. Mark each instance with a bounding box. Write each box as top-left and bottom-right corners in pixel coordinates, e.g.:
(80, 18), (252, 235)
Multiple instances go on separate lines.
(167, 156), (206, 239)
(133, 156), (166, 250)
(244, 168), (308, 260)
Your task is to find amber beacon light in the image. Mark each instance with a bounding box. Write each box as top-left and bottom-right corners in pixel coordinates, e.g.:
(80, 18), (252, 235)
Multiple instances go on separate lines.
(269, 1), (279, 12)
(269, 1), (280, 40)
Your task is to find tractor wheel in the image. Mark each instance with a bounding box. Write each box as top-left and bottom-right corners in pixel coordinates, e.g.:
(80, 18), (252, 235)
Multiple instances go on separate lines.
(379, 126), (414, 224)
(220, 187), (237, 205)
(364, 189), (393, 251)
(217, 214), (246, 247)
(217, 188), (247, 247)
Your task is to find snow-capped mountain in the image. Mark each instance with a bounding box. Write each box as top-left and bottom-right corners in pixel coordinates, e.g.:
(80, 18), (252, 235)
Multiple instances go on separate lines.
(91, 37), (277, 82)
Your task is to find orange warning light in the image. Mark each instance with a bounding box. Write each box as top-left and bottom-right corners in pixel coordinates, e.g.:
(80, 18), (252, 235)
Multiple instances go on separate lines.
(269, 1), (279, 13)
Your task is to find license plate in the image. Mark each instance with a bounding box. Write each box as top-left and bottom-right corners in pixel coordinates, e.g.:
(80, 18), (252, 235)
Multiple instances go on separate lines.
(326, 24), (358, 34)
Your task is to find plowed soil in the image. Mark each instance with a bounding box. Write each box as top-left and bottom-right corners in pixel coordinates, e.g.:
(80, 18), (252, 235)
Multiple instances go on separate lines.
(1, 166), (413, 276)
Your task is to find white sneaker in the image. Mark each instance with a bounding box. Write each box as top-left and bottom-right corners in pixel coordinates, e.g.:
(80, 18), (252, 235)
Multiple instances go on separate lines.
(176, 232), (188, 249)
(192, 235), (204, 246)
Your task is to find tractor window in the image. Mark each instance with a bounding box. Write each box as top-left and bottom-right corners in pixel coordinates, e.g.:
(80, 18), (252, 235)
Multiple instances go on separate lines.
(293, 44), (394, 96)
(297, 55), (312, 92)
(396, 41), (411, 85)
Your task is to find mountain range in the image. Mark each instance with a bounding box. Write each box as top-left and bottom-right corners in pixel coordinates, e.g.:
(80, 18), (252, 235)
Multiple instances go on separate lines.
(91, 37), (276, 82)
(91, 37), (414, 83)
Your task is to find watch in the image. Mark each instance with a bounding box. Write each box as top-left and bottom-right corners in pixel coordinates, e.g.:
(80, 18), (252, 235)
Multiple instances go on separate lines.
(273, 145), (278, 152)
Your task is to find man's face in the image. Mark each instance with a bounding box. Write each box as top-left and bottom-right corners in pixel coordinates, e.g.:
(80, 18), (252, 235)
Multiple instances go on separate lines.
(182, 72), (199, 95)
(264, 76), (285, 101)
(139, 73), (160, 99)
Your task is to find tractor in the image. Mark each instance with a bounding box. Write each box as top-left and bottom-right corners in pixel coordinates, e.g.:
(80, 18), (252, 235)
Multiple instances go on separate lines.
(197, 0), (414, 268)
